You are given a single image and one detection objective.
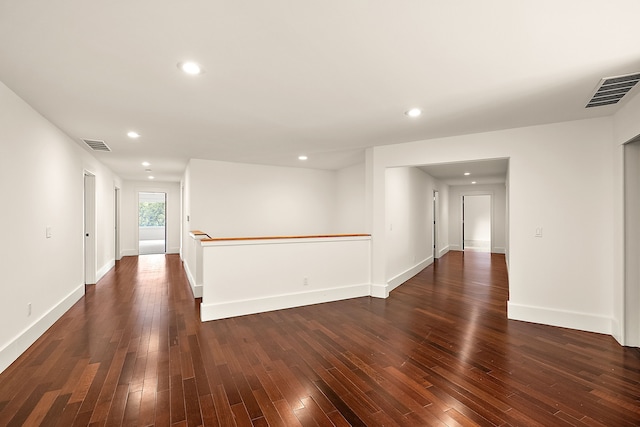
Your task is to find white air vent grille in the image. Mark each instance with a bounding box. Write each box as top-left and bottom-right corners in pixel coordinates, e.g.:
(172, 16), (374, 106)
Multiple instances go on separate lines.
(586, 72), (640, 108)
(82, 138), (111, 152)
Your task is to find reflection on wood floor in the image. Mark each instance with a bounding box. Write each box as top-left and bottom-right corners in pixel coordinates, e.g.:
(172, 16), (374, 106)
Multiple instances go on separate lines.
(0, 251), (639, 426)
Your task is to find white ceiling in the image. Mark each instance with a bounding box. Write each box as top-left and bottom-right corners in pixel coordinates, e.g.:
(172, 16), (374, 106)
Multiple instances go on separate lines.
(419, 159), (508, 186)
(1, 1), (639, 182)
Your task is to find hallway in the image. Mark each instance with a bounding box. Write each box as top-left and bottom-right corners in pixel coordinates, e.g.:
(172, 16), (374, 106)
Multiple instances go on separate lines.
(0, 252), (639, 426)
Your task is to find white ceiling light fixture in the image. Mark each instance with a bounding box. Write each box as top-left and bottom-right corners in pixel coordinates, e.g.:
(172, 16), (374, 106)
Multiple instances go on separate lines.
(298, 155), (308, 161)
(148, 175), (155, 180)
(405, 108), (422, 118)
(464, 172), (471, 176)
(178, 61), (203, 75)
(141, 161), (150, 167)
(471, 181), (477, 184)
(127, 131), (140, 139)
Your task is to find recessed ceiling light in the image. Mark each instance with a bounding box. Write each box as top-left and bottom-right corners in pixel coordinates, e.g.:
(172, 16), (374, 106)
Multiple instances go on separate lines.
(298, 155), (308, 161)
(141, 161), (150, 167)
(178, 61), (202, 75)
(405, 108), (422, 118)
(464, 172), (471, 176)
(148, 176), (155, 180)
(127, 131), (140, 139)
(471, 181), (477, 184)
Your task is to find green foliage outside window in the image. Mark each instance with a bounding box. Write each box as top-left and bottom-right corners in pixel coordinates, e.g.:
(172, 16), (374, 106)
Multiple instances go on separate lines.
(139, 202), (165, 226)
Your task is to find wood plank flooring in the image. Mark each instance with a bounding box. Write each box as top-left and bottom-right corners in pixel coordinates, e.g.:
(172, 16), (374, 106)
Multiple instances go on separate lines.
(0, 251), (639, 426)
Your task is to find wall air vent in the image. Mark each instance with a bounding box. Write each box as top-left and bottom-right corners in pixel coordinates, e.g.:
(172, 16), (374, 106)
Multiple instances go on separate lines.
(586, 72), (640, 108)
(81, 138), (111, 152)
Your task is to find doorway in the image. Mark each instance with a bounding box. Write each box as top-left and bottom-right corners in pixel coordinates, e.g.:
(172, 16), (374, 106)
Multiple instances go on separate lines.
(138, 192), (166, 255)
(433, 190), (439, 259)
(115, 187), (121, 261)
(462, 194), (491, 252)
(624, 138), (640, 346)
(84, 173), (96, 284)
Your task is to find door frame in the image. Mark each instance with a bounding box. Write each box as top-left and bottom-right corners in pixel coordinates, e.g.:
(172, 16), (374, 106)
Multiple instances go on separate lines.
(623, 138), (640, 346)
(433, 190), (439, 259)
(115, 186), (121, 261)
(137, 191), (167, 255)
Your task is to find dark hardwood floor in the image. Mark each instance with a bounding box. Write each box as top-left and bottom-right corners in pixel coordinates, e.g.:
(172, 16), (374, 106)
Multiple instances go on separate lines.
(1, 252), (639, 426)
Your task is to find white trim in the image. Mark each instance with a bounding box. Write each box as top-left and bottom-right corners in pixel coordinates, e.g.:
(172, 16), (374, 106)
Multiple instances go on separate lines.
(370, 283), (389, 298)
(492, 246), (506, 254)
(121, 249), (138, 257)
(611, 318), (622, 345)
(438, 245), (450, 258)
(167, 246), (181, 254)
(0, 284), (84, 374)
(201, 283), (370, 321)
(184, 262), (203, 298)
(387, 256), (433, 293)
(96, 259), (115, 283)
(507, 302), (613, 335)
(449, 244), (462, 251)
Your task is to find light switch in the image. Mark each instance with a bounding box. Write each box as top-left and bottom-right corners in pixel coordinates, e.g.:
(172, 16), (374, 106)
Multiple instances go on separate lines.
(535, 227), (543, 237)
(46, 226), (52, 238)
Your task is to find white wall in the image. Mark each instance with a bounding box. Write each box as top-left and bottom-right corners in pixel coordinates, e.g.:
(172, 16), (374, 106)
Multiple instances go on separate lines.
(436, 185), (450, 257)
(368, 117), (615, 335)
(186, 158), (351, 238)
(182, 159), (367, 299)
(0, 81), (120, 373)
(200, 236), (371, 320)
(120, 181), (181, 256)
(335, 162), (366, 233)
(448, 184), (507, 253)
(384, 167), (448, 291)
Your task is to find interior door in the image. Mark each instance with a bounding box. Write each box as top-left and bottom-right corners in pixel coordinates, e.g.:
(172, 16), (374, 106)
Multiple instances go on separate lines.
(84, 173), (96, 284)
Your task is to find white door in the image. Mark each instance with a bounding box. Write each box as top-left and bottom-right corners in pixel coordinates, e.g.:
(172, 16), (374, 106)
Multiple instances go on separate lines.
(84, 173), (96, 284)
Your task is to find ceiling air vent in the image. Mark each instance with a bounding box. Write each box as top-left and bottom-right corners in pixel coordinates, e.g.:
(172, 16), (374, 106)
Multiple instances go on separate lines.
(81, 138), (111, 152)
(586, 72), (640, 108)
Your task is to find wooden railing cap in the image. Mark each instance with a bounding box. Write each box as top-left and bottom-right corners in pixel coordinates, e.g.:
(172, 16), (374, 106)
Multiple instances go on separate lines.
(201, 233), (370, 242)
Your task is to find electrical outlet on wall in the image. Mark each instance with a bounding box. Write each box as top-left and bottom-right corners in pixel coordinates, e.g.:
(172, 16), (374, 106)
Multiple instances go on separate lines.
(303, 277), (308, 286)
(28, 303), (31, 316)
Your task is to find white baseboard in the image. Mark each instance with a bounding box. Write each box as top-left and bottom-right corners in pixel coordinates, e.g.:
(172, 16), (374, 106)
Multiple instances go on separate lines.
(492, 247), (506, 254)
(370, 283), (389, 298)
(96, 259), (115, 283)
(610, 318), (623, 346)
(437, 246), (450, 258)
(183, 262), (202, 298)
(507, 302), (613, 336)
(122, 248), (180, 256)
(387, 256), (433, 293)
(0, 284), (84, 374)
(449, 244), (461, 251)
(201, 283), (370, 321)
